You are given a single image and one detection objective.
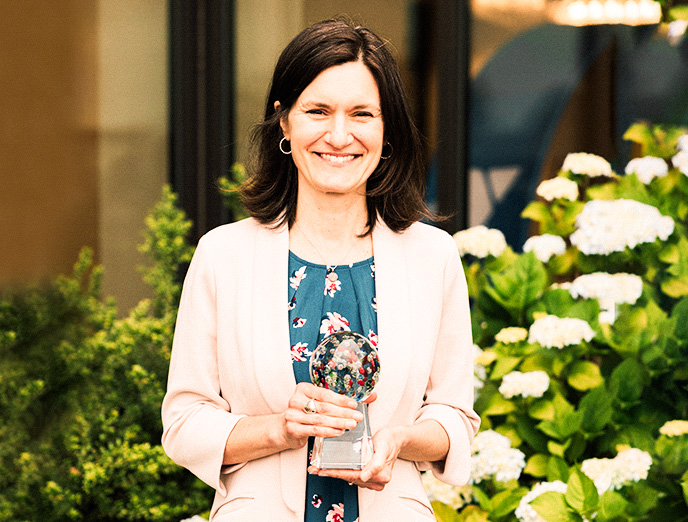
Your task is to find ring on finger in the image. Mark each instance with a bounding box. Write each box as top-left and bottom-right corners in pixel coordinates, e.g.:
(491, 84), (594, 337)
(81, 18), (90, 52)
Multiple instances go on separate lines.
(303, 398), (317, 414)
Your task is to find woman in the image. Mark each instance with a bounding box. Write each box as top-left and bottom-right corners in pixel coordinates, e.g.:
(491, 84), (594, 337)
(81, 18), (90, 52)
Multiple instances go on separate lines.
(162, 18), (480, 521)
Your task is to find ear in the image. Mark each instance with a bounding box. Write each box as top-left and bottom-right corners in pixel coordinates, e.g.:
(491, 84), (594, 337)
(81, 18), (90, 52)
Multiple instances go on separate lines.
(274, 100), (290, 140)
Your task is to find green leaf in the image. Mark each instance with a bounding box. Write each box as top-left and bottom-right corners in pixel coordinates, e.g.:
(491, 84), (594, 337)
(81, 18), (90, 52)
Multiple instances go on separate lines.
(482, 393), (517, 416)
(483, 252), (548, 320)
(610, 359), (645, 403)
(662, 238), (688, 298)
(670, 5), (688, 20)
(547, 456), (570, 482)
(489, 489), (525, 519)
(598, 490), (628, 521)
(547, 439), (572, 458)
(432, 501), (462, 522)
(672, 297), (688, 340)
(566, 361), (604, 391)
(530, 491), (580, 522)
(528, 399), (555, 421)
(490, 355), (522, 380)
(565, 468), (599, 514)
(538, 394), (583, 440)
(580, 386), (613, 433)
(516, 414), (549, 453)
(524, 454), (549, 477)
(456, 505), (489, 522)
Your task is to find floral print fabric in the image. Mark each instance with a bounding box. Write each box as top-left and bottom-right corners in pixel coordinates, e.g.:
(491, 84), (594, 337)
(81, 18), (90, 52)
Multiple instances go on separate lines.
(288, 251), (377, 522)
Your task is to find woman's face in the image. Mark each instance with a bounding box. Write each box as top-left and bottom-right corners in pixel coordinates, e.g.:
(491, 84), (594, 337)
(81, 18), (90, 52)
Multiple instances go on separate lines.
(279, 60), (384, 202)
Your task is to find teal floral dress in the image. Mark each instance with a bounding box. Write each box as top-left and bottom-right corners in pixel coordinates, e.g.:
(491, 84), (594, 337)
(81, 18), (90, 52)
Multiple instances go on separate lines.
(288, 251), (378, 522)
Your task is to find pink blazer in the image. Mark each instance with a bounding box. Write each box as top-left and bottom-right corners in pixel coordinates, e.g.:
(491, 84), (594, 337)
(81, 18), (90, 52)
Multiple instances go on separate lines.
(161, 217), (480, 521)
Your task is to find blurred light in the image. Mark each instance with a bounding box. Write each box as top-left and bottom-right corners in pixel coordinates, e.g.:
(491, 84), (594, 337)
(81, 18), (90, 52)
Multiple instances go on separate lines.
(550, 0), (661, 26)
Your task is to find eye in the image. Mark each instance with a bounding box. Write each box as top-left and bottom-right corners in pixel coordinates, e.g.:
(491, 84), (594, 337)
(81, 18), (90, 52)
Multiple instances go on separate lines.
(354, 111), (374, 118)
(306, 108), (326, 116)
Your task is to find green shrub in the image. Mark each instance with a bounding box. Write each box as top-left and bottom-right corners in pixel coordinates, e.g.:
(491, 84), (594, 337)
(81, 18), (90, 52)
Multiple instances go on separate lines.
(0, 186), (210, 521)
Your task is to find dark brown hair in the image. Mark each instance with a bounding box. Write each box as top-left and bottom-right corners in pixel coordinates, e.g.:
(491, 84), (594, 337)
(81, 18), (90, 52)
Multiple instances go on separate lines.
(240, 18), (432, 233)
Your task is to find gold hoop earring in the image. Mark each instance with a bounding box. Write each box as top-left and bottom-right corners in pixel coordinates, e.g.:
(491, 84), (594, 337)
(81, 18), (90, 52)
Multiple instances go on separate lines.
(380, 142), (393, 160)
(279, 137), (292, 155)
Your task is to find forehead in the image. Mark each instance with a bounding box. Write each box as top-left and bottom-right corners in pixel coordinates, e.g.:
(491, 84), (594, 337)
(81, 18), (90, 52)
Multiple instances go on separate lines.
(297, 60), (380, 106)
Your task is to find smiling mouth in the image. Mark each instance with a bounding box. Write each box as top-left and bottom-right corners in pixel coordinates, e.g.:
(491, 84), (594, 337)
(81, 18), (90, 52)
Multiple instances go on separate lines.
(317, 152), (360, 163)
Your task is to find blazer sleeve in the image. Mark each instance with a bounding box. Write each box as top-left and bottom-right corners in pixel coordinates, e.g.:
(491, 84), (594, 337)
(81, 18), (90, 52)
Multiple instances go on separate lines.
(161, 234), (246, 495)
(414, 234), (481, 485)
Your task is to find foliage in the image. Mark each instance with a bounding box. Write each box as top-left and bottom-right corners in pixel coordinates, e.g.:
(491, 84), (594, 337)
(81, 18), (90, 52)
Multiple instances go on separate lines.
(0, 186), (210, 521)
(434, 123), (688, 522)
(218, 162), (249, 222)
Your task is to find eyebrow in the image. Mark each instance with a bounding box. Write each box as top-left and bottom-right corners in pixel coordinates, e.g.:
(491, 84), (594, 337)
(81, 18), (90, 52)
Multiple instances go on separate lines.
(301, 100), (381, 112)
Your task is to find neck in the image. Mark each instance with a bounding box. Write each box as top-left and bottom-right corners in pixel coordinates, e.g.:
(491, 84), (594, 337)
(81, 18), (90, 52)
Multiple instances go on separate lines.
(290, 193), (373, 265)
(295, 191), (369, 241)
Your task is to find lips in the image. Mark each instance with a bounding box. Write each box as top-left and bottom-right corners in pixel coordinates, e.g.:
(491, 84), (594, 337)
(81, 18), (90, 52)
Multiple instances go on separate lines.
(317, 152), (360, 163)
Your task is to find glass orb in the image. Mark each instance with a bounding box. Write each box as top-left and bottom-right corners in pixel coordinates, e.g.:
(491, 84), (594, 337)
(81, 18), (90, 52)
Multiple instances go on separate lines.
(309, 331), (380, 402)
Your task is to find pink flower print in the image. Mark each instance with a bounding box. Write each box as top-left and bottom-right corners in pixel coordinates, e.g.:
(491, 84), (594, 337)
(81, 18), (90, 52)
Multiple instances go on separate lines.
(311, 494), (322, 508)
(326, 503), (344, 522)
(368, 330), (378, 348)
(292, 317), (306, 328)
(324, 277), (341, 297)
(370, 263), (375, 278)
(371, 297), (377, 312)
(319, 312), (350, 335)
(290, 342), (311, 362)
(287, 296), (296, 311)
(290, 266), (307, 290)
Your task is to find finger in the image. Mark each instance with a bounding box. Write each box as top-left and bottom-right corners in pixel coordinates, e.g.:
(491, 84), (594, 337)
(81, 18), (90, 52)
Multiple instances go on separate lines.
(310, 387), (359, 410)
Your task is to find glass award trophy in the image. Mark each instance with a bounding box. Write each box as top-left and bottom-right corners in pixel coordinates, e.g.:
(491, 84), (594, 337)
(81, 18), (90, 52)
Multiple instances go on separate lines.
(309, 331), (380, 470)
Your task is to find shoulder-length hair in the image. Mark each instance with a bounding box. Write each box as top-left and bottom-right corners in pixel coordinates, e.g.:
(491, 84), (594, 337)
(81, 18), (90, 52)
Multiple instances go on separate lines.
(240, 18), (433, 234)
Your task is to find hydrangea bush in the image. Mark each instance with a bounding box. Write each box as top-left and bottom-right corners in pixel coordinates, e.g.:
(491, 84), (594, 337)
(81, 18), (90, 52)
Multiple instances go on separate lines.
(436, 123), (688, 521)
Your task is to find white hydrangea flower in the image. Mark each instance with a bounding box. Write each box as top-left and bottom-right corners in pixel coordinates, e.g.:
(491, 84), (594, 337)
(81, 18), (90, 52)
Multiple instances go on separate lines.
(582, 448), (652, 493)
(659, 420), (688, 437)
(561, 152), (614, 177)
(515, 481), (568, 522)
(625, 156), (668, 184)
(180, 517), (208, 522)
(673, 150), (688, 175)
(495, 326), (529, 344)
(570, 199), (674, 255)
(473, 344), (487, 396)
(470, 430), (526, 484)
(453, 225), (507, 259)
(678, 134), (688, 152)
(422, 472), (473, 510)
(528, 314), (595, 349)
(668, 20), (688, 45)
(523, 234), (567, 262)
(499, 371), (550, 399)
(536, 177), (579, 202)
(569, 272), (643, 304)
(550, 281), (572, 291)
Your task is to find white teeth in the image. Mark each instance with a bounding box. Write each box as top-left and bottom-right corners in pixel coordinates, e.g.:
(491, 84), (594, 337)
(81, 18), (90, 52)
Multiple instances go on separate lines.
(319, 153), (356, 163)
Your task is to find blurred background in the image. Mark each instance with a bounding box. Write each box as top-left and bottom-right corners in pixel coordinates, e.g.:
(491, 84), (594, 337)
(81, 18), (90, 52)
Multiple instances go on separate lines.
(1, 0), (687, 313)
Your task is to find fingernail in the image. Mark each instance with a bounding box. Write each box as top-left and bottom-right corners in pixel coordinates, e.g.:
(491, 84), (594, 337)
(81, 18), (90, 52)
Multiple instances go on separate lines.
(346, 420), (357, 429)
(348, 400), (358, 408)
(353, 411), (363, 421)
(360, 471), (370, 482)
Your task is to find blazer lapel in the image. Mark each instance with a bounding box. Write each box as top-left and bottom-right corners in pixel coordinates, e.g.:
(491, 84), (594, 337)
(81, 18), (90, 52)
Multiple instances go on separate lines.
(369, 222), (414, 428)
(250, 222), (297, 412)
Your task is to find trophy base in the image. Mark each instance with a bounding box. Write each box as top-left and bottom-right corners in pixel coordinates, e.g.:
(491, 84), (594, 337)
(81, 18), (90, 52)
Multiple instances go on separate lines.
(310, 403), (373, 470)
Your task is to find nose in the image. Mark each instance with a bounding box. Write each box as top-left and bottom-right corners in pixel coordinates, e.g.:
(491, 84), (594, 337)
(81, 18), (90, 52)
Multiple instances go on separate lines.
(325, 113), (354, 148)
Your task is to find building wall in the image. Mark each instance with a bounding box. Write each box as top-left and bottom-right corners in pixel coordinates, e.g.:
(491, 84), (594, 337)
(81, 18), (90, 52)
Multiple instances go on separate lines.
(0, 1), (168, 313)
(0, 1), (99, 288)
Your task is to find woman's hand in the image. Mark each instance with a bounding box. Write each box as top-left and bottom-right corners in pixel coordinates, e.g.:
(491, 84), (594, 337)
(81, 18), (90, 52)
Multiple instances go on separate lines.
(280, 382), (364, 450)
(308, 425), (405, 491)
